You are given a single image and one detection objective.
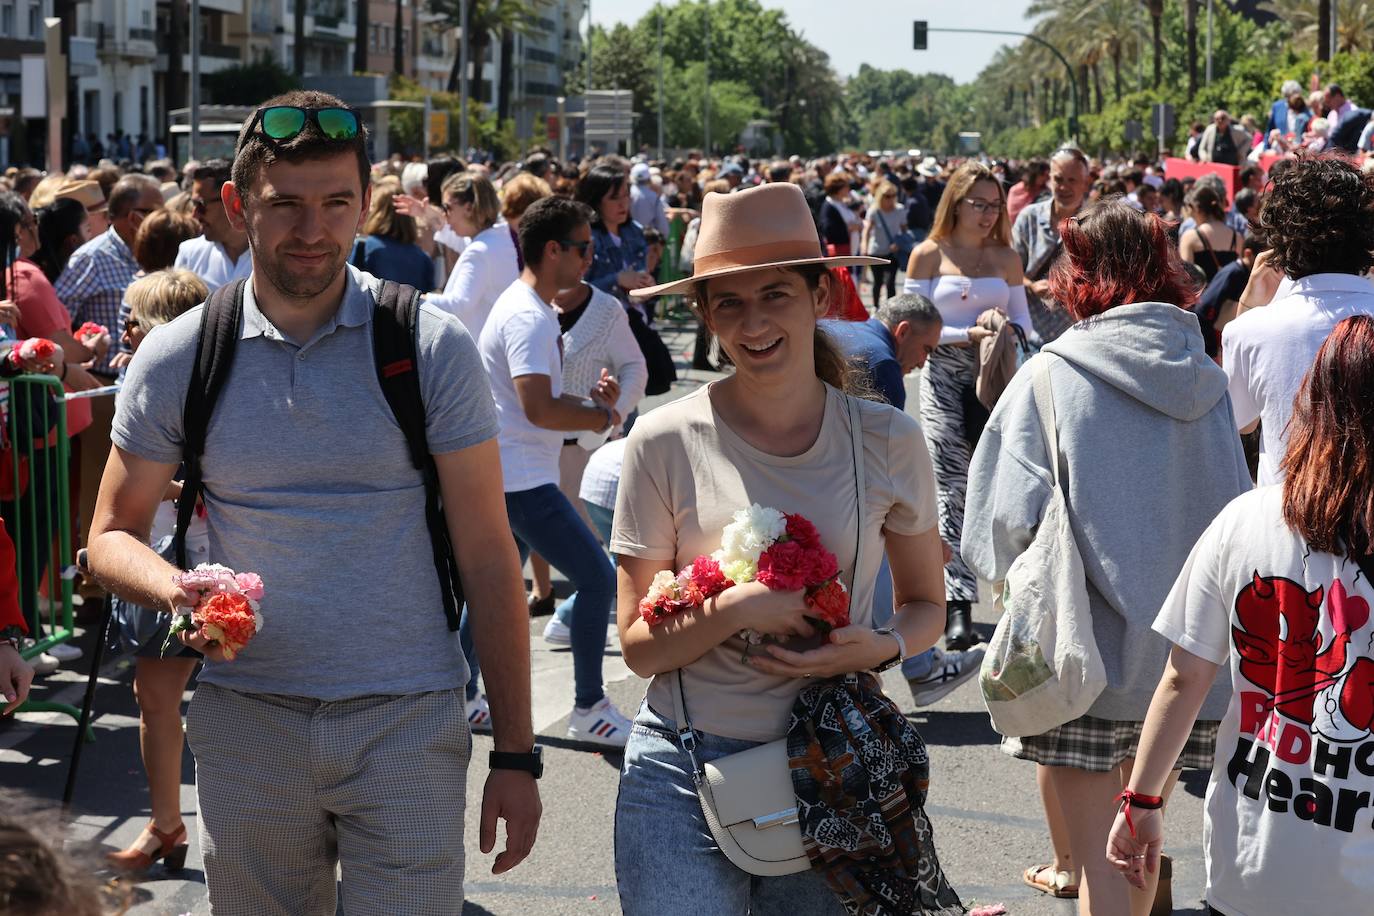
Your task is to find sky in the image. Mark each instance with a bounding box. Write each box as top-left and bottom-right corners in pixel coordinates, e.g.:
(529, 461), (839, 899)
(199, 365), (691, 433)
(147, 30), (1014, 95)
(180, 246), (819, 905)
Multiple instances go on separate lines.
(587, 0), (1037, 85)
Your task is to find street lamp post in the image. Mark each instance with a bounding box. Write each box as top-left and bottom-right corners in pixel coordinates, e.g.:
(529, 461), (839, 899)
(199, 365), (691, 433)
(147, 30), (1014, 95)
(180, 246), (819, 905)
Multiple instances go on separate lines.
(459, 0), (469, 153)
(918, 26), (1079, 145)
(1206, 0), (1213, 85)
(703, 2), (710, 154)
(190, 0), (201, 162)
(657, 7), (664, 159)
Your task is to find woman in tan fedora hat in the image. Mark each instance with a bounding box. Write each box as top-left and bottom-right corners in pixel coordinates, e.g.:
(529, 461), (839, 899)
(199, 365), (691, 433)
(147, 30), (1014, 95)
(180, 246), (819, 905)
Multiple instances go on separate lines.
(610, 183), (959, 914)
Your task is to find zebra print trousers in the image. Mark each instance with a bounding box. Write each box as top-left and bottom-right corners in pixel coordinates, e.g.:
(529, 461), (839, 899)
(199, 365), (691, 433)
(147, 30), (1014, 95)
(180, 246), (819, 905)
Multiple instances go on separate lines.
(918, 343), (979, 604)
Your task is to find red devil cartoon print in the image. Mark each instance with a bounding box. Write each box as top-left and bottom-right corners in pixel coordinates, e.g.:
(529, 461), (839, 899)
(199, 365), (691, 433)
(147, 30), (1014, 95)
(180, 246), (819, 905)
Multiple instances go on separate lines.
(1231, 573), (1374, 741)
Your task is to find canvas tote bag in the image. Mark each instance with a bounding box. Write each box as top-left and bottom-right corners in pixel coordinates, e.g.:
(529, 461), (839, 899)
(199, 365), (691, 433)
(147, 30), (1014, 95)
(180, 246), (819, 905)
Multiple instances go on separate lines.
(979, 354), (1107, 737)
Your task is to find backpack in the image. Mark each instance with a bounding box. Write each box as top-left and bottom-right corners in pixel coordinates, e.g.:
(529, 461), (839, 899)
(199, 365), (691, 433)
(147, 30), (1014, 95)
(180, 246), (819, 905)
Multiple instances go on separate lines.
(172, 277), (465, 631)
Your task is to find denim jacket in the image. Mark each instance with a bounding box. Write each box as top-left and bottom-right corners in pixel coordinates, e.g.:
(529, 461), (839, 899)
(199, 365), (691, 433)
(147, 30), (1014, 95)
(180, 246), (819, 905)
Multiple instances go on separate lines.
(588, 221), (648, 302)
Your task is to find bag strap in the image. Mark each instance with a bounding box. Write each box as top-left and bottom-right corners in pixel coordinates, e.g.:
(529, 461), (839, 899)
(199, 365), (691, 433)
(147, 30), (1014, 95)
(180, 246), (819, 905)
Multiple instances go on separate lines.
(847, 394), (866, 597)
(175, 278), (247, 570)
(371, 279), (464, 632)
(351, 238), (366, 270)
(1030, 354), (1061, 486)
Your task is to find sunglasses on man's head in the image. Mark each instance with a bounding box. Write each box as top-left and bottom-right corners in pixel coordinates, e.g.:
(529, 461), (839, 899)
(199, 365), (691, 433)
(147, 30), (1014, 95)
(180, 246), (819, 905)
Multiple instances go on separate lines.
(237, 106), (361, 154)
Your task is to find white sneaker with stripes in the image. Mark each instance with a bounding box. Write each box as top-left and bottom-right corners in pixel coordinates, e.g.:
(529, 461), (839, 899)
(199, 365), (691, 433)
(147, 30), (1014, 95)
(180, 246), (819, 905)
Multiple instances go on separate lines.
(567, 696), (631, 749)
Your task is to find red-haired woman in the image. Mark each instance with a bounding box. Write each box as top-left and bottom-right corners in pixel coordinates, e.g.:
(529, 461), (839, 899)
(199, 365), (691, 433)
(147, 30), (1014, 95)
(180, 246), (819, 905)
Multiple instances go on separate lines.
(963, 200), (1253, 915)
(1108, 314), (1374, 916)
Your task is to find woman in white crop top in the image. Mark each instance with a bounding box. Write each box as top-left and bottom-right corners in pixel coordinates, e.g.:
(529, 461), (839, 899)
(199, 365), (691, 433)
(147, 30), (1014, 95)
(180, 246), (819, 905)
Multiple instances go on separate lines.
(902, 161), (1030, 650)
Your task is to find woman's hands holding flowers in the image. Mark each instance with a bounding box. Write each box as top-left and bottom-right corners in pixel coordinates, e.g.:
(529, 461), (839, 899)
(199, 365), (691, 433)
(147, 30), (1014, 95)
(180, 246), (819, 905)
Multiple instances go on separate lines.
(747, 625), (898, 679)
(720, 580), (816, 642)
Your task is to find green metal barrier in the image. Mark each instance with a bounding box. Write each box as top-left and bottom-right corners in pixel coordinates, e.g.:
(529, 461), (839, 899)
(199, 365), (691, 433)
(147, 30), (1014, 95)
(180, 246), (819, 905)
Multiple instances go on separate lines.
(6, 374), (81, 729)
(660, 214), (690, 322)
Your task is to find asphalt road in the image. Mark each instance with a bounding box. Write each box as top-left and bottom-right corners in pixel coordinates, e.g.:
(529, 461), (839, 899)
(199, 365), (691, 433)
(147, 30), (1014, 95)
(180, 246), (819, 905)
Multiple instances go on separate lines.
(0, 317), (1213, 915)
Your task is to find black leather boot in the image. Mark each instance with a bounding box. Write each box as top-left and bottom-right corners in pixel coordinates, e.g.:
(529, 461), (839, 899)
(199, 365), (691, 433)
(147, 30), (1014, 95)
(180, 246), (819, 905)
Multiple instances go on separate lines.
(945, 600), (976, 651)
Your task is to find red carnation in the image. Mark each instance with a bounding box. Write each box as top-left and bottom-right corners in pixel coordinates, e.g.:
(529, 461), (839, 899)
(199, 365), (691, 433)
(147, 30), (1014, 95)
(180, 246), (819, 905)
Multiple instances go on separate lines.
(783, 514), (824, 552)
(804, 548), (839, 587)
(687, 555), (733, 599)
(805, 579), (850, 631)
(756, 540), (809, 591)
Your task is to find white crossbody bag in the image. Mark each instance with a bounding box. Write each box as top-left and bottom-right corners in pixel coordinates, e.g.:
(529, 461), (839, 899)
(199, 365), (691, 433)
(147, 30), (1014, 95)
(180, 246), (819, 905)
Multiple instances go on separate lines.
(670, 394), (866, 876)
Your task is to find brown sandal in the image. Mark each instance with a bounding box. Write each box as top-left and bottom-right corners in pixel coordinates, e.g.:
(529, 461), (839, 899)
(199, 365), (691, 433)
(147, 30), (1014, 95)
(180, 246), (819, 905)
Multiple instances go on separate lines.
(1023, 863), (1079, 899)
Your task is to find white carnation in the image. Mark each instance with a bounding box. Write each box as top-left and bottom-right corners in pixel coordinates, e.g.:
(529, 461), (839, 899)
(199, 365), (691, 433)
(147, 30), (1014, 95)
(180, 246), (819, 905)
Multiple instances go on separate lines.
(718, 504), (785, 561)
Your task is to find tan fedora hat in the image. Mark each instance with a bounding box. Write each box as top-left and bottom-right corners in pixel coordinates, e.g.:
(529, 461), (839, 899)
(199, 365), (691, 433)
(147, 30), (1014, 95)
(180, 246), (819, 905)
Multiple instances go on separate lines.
(54, 179), (107, 212)
(631, 182), (884, 299)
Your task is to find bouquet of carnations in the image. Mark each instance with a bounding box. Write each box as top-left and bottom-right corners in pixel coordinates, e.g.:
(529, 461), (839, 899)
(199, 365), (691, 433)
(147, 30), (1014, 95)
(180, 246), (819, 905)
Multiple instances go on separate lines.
(162, 563), (265, 660)
(638, 504), (850, 655)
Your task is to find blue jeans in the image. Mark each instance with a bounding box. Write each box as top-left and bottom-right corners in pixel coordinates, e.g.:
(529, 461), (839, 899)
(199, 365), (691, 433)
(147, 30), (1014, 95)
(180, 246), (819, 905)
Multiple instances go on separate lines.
(553, 501), (616, 626)
(872, 555), (936, 681)
(460, 484), (615, 709)
(615, 701), (845, 916)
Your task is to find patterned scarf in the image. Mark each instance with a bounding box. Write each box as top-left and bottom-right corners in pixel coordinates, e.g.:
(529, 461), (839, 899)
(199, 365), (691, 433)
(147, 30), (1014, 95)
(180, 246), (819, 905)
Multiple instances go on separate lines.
(787, 673), (964, 915)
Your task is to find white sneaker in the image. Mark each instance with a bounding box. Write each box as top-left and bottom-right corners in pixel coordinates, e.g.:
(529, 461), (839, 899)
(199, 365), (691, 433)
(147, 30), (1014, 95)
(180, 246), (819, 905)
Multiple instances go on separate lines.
(47, 642), (83, 662)
(466, 694), (492, 734)
(28, 648), (59, 675)
(908, 644), (986, 707)
(543, 617), (572, 646)
(543, 618), (611, 648)
(567, 696), (632, 749)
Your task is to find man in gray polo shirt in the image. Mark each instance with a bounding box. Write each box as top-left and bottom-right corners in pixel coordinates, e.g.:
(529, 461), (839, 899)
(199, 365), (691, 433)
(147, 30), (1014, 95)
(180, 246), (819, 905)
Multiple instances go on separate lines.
(88, 90), (541, 914)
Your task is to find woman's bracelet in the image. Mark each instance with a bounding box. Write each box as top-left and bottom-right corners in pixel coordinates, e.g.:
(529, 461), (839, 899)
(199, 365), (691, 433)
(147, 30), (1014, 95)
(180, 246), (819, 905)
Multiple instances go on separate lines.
(1116, 788), (1164, 838)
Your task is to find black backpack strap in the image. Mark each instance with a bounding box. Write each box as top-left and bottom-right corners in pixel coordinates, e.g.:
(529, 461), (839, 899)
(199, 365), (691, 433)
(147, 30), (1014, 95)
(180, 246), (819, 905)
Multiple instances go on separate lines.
(175, 278), (246, 570)
(372, 279), (464, 631)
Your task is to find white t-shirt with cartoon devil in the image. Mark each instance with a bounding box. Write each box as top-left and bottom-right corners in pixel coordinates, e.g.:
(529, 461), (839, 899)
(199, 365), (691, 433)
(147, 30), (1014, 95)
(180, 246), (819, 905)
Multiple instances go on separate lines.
(1154, 487), (1374, 916)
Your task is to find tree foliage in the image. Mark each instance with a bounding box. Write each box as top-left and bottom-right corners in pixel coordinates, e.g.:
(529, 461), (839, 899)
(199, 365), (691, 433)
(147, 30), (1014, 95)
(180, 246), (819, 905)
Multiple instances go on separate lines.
(387, 75), (520, 160)
(203, 58), (300, 107)
(565, 0), (847, 155)
(852, 0), (1374, 156)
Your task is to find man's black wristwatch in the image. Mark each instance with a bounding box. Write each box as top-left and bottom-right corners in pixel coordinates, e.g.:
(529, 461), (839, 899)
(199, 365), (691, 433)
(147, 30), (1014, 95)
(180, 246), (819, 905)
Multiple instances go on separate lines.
(489, 746), (543, 779)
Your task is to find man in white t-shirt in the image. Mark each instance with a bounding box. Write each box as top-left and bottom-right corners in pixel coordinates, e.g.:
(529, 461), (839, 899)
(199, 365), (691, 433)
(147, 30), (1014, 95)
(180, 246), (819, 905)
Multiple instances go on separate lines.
(1222, 156), (1374, 485)
(174, 159), (252, 292)
(469, 196), (634, 747)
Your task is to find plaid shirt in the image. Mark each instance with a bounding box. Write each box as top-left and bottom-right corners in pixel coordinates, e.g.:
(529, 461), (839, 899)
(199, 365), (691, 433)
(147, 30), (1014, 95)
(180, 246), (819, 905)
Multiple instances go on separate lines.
(53, 227), (139, 376)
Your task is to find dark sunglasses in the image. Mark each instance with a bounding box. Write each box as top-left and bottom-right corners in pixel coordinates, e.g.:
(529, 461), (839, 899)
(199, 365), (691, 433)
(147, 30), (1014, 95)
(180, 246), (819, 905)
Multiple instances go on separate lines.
(559, 239), (592, 255)
(237, 106), (361, 153)
(124, 317), (141, 333)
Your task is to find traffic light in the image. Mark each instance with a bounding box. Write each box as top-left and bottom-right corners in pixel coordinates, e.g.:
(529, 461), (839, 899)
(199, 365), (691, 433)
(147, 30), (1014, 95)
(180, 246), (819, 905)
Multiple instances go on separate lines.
(913, 21), (928, 51)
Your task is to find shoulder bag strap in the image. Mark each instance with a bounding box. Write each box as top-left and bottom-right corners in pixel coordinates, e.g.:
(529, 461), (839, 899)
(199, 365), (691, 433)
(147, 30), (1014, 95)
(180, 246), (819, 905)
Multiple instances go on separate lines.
(1029, 354), (1061, 486)
(847, 394), (866, 596)
(175, 278), (246, 569)
(371, 279), (464, 632)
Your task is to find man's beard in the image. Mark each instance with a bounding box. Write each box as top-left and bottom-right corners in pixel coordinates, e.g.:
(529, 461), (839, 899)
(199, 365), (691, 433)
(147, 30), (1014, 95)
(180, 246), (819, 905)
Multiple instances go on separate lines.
(253, 241), (345, 300)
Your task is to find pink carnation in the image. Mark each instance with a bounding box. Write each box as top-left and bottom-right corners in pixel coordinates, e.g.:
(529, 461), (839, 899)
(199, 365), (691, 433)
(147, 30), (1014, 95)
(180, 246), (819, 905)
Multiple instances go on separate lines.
(234, 572), (265, 601)
(686, 555), (733, 599)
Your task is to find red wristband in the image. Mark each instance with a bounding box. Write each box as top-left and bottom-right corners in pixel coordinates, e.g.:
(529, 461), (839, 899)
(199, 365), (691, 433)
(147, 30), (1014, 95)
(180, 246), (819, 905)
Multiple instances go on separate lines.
(1116, 789), (1164, 839)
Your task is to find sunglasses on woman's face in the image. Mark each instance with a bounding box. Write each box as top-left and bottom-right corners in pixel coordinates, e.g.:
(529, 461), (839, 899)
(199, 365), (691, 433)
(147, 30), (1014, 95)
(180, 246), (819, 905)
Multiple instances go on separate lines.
(237, 106), (361, 154)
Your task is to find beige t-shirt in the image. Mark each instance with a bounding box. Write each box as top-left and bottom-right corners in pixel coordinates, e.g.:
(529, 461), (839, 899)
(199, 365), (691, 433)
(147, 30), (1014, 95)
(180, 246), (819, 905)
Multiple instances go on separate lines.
(610, 382), (938, 741)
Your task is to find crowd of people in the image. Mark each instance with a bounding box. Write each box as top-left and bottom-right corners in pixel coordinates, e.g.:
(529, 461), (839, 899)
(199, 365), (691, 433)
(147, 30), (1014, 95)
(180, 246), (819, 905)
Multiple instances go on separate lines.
(0, 83), (1371, 916)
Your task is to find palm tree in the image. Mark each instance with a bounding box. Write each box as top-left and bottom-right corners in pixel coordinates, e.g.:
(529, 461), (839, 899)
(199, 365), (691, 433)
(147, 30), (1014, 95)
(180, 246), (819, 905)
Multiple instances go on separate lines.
(354, 0), (368, 72)
(1319, 0), (1331, 59)
(429, 0), (533, 102)
(1144, 0), (1164, 88)
(394, 0), (406, 74)
(295, 0), (307, 76)
(1259, 0), (1374, 55)
(1186, 0), (1199, 98)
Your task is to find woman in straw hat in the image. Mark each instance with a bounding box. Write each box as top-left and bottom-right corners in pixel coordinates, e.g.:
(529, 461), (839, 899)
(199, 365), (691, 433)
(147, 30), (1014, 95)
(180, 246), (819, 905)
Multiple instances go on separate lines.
(609, 183), (957, 913)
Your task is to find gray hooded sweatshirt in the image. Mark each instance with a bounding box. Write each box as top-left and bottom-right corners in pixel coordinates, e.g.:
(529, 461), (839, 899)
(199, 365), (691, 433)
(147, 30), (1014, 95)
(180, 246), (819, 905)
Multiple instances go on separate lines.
(962, 303), (1250, 721)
